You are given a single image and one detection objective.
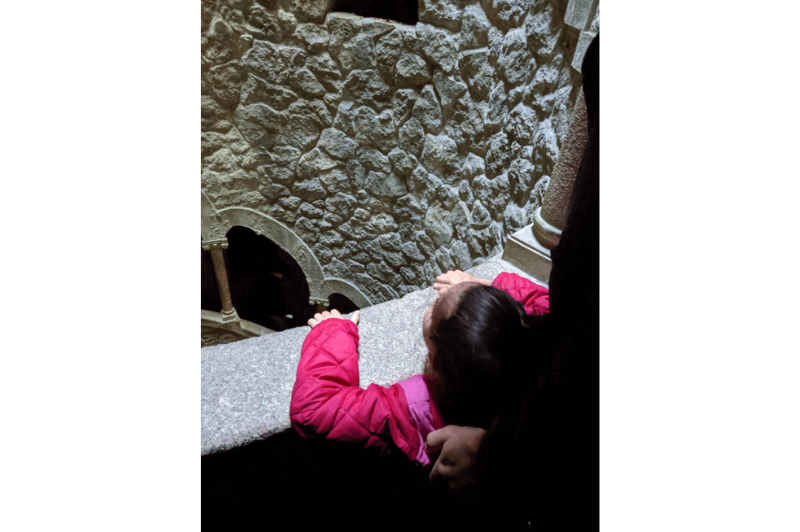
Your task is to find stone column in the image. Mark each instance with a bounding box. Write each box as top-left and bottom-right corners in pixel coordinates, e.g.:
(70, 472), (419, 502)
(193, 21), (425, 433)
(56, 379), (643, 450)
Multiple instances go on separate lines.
(202, 239), (240, 324)
(500, 1), (598, 283)
(501, 87), (590, 284)
(532, 87), (589, 249)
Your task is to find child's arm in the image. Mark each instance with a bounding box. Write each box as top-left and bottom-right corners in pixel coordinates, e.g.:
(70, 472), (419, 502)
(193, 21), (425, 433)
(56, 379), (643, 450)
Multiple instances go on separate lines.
(433, 270), (493, 291)
(491, 272), (550, 315)
(290, 313), (421, 460)
(434, 270), (549, 315)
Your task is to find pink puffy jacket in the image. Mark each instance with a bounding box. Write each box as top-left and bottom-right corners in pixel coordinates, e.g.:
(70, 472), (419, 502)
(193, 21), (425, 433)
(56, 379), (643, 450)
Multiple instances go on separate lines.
(289, 273), (549, 464)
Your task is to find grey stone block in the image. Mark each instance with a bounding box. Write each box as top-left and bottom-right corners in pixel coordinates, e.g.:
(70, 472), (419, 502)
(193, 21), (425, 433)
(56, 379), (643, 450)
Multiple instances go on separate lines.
(564, 0), (599, 31)
(459, 4), (491, 50)
(572, 31), (597, 72)
(484, 0), (527, 31)
(416, 23), (458, 74)
(419, 0), (464, 32)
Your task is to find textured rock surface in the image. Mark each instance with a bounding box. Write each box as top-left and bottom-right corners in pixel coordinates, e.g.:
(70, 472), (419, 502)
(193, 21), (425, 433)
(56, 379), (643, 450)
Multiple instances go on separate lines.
(202, 0), (589, 306)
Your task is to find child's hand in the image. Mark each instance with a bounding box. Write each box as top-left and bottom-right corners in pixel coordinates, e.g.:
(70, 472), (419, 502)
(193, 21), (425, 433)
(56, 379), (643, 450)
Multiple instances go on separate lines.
(433, 270), (492, 294)
(307, 309), (360, 329)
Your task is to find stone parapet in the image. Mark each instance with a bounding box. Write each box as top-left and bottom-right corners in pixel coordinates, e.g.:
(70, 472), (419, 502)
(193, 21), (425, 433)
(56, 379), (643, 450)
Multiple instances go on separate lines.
(201, 254), (546, 455)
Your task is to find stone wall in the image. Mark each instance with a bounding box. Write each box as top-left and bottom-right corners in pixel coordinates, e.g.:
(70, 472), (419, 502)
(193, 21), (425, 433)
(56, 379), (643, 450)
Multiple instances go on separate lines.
(201, 0), (584, 305)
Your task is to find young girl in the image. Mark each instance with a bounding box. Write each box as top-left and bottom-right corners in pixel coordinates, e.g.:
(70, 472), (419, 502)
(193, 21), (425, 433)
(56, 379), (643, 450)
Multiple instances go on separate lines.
(289, 270), (549, 465)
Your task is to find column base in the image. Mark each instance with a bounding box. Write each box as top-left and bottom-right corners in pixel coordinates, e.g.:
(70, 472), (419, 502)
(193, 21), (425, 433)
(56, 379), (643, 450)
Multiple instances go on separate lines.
(502, 224), (552, 284)
(220, 307), (240, 324)
(311, 299), (330, 313)
(532, 206), (562, 250)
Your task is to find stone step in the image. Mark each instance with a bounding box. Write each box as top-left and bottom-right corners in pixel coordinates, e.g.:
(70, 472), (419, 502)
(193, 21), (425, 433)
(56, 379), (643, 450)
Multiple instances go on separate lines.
(501, 223), (553, 283)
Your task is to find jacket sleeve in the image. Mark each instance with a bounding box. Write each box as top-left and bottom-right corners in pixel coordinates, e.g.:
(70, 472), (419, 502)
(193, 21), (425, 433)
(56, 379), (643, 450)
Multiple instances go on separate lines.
(290, 319), (421, 461)
(492, 272), (550, 315)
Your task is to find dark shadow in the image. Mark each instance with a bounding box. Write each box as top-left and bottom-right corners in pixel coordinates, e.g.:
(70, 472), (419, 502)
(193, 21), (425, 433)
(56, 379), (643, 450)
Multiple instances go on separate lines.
(204, 226), (317, 331)
(326, 292), (360, 315)
(331, 0), (419, 25)
(201, 430), (487, 531)
(201, 245), (222, 312)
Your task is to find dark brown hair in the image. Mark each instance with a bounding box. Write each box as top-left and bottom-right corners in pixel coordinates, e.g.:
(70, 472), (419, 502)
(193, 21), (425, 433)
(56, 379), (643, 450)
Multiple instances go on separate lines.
(427, 285), (547, 428)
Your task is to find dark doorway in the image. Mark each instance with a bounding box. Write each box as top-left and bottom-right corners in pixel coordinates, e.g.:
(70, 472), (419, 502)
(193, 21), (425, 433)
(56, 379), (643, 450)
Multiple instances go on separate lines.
(201, 226), (318, 331)
(202, 228), (363, 331)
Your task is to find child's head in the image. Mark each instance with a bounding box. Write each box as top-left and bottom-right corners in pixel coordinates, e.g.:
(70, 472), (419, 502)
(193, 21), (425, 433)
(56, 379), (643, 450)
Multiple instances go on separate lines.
(422, 283), (538, 428)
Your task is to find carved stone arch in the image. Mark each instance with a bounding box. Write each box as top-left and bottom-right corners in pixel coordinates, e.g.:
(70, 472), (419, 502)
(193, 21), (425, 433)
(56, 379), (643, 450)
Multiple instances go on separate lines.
(323, 277), (373, 310)
(201, 192), (329, 306)
(201, 191), (227, 242)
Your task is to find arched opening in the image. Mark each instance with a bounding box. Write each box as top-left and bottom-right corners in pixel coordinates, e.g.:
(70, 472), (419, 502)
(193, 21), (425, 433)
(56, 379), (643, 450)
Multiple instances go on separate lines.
(331, 0), (418, 25)
(226, 225), (318, 331)
(327, 292), (360, 315)
(201, 226), (321, 332)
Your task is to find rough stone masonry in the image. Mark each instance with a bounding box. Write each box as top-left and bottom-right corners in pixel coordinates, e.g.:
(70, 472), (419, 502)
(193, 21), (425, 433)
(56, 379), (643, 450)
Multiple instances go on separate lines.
(201, 0), (584, 306)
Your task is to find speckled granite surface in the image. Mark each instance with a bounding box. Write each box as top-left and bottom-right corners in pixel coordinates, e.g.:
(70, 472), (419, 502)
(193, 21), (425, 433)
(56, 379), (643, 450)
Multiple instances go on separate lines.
(201, 255), (547, 455)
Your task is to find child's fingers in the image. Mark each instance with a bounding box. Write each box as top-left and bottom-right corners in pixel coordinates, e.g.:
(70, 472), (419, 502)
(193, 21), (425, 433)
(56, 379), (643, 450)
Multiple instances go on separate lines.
(308, 310), (343, 327)
(434, 270), (469, 290)
(308, 309), (359, 328)
(434, 272), (452, 285)
(435, 270), (462, 281)
(307, 312), (324, 328)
